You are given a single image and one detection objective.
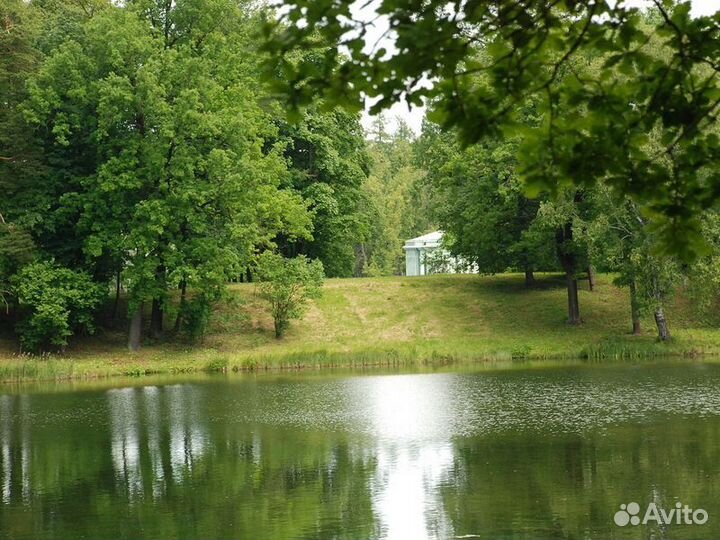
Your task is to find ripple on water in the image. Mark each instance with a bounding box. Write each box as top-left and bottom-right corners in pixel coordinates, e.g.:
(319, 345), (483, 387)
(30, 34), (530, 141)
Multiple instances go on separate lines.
(193, 364), (720, 440)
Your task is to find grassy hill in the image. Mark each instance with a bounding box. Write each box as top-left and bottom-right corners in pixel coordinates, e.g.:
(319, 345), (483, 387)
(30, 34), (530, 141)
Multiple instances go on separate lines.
(2, 273), (720, 381)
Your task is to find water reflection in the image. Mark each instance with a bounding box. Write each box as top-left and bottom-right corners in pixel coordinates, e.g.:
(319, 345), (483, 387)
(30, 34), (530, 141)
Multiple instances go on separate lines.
(373, 443), (454, 540)
(0, 395), (11, 504)
(359, 374), (457, 539)
(142, 386), (166, 499)
(2, 365), (720, 539)
(108, 387), (142, 499)
(0, 394), (32, 507)
(165, 385), (207, 480)
(107, 385), (212, 503)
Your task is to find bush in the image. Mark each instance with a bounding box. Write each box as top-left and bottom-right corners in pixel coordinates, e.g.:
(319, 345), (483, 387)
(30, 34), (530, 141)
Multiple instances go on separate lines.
(256, 252), (324, 338)
(12, 262), (105, 352)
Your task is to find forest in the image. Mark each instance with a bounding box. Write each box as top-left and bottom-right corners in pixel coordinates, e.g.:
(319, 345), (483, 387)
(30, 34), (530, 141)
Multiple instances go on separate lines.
(2, 0), (720, 357)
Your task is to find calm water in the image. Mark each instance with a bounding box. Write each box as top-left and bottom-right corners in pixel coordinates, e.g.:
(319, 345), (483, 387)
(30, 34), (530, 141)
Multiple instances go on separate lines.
(2, 363), (720, 539)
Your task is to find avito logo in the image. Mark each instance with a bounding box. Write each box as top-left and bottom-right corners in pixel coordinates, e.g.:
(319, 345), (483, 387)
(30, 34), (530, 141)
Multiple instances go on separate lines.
(614, 501), (708, 527)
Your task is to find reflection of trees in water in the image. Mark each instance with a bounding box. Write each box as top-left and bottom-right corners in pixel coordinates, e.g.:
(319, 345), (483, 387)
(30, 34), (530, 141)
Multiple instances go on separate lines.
(107, 385), (209, 501)
(1, 395), (11, 503)
(165, 385), (206, 481)
(142, 386), (166, 499)
(0, 394), (31, 506)
(441, 419), (720, 539)
(108, 387), (143, 499)
(0, 384), (378, 540)
(5, 370), (720, 540)
(0, 396), (13, 503)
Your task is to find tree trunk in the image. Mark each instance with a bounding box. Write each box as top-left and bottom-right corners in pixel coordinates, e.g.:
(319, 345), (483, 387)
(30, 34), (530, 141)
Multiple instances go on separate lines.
(556, 220), (581, 325)
(128, 304), (143, 351)
(111, 267), (121, 326)
(565, 272), (581, 325)
(524, 269), (535, 287)
(274, 318), (285, 339)
(632, 318), (642, 336)
(654, 307), (671, 341)
(174, 280), (187, 333)
(629, 279), (641, 335)
(587, 265), (596, 292)
(356, 243), (369, 277)
(150, 298), (163, 339)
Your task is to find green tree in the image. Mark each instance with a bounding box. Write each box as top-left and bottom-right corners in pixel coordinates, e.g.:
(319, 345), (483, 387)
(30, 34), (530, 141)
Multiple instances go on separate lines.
(595, 192), (682, 340)
(12, 261), (105, 352)
(275, 106), (371, 277)
(255, 252), (324, 338)
(1, 0), (109, 276)
(425, 126), (555, 286)
(264, 1), (720, 257)
(24, 0), (312, 350)
(0, 0), (39, 156)
(0, 0), (44, 323)
(0, 214), (35, 314)
(528, 190), (594, 325)
(685, 212), (720, 326)
(0, 0), (44, 242)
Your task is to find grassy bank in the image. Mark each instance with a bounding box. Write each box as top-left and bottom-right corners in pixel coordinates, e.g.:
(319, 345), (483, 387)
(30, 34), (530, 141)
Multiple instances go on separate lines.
(2, 273), (720, 382)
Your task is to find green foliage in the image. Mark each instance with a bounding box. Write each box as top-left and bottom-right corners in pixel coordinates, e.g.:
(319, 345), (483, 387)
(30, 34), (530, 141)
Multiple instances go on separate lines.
(0, 0), (46, 244)
(420, 119), (556, 276)
(684, 212), (720, 323)
(592, 187), (682, 337)
(21, 0), (313, 347)
(204, 356), (229, 372)
(264, 1), (720, 257)
(359, 116), (431, 276)
(275, 105), (371, 277)
(12, 262), (104, 352)
(256, 252), (324, 338)
(5, 0), (720, 355)
(0, 0), (44, 314)
(633, 252), (681, 314)
(181, 292), (219, 344)
(0, 217), (36, 312)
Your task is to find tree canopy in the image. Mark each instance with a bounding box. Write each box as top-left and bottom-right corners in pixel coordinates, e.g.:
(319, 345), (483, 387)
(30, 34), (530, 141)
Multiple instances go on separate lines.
(274, 105), (371, 277)
(264, 0), (720, 257)
(23, 0), (317, 348)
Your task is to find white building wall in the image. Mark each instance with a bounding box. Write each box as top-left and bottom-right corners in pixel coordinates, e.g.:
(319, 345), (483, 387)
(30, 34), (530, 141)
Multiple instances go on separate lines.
(403, 231), (477, 276)
(405, 248), (420, 276)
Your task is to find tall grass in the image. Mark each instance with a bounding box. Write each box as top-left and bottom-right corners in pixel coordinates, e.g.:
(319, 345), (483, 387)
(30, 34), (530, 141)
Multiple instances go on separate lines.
(0, 359), (77, 381)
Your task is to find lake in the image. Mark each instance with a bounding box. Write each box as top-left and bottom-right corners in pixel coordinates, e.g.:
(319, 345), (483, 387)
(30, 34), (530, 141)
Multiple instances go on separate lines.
(1, 363), (720, 539)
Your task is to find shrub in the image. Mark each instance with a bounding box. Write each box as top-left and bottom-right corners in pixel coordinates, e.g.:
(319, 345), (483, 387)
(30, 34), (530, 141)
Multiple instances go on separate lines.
(255, 252), (324, 338)
(13, 262), (105, 352)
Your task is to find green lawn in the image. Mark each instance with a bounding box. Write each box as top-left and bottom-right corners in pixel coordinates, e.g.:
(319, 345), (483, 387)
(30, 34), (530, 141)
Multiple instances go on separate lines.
(2, 273), (720, 382)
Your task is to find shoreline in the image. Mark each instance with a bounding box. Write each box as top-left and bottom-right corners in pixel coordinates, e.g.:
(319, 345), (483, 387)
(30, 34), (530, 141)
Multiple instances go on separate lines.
(1, 339), (718, 384)
(3, 273), (720, 384)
